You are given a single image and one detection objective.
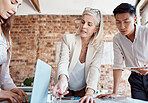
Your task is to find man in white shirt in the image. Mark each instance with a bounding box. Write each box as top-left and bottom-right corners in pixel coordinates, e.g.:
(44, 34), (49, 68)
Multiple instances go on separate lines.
(97, 3), (148, 101)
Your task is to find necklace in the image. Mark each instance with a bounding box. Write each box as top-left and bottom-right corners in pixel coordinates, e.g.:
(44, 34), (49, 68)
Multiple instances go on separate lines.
(82, 43), (88, 48)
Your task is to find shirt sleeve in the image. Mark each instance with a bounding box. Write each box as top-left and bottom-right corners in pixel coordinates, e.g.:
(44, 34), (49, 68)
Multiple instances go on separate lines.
(86, 42), (104, 91)
(57, 35), (70, 80)
(0, 36), (8, 64)
(0, 51), (16, 90)
(112, 36), (124, 69)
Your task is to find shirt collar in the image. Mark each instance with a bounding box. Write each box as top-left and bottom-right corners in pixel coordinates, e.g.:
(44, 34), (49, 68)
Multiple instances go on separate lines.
(134, 24), (139, 40)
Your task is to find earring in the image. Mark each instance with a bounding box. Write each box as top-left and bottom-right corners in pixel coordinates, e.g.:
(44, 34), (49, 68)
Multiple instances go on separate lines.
(0, 16), (4, 24)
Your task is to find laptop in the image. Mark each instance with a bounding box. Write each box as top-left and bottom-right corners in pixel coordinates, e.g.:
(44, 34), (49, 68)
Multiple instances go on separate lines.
(30, 59), (52, 103)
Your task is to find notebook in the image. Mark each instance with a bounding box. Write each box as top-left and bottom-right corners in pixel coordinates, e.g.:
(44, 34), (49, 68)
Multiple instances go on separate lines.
(31, 59), (52, 103)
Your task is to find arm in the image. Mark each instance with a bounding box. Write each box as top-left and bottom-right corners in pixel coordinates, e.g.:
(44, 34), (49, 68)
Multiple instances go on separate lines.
(113, 69), (122, 94)
(0, 89), (21, 103)
(97, 36), (124, 98)
(112, 36), (124, 95)
(79, 88), (96, 103)
(0, 36), (8, 64)
(79, 43), (104, 103)
(96, 69), (122, 98)
(1, 50), (16, 90)
(0, 88), (28, 103)
(57, 35), (70, 80)
(0, 34), (14, 89)
(53, 35), (71, 98)
(0, 51), (28, 102)
(52, 74), (69, 98)
(0, 45), (28, 102)
(0, 34), (15, 90)
(86, 43), (104, 92)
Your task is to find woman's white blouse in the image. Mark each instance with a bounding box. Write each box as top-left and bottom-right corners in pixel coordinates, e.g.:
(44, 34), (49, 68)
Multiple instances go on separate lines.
(68, 60), (86, 91)
(0, 33), (8, 64)
(0, 33), (16, 90)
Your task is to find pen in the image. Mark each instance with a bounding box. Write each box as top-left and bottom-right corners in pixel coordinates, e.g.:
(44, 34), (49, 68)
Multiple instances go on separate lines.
(59, 94), (62, 101)
(61, 97), (80, 100)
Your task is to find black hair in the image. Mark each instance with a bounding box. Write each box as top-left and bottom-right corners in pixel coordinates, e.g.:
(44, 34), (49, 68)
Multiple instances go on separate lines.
(113, 3), (136, 17)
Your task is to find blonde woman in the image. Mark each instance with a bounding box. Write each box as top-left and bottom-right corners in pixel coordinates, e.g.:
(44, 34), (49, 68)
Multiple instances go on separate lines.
(53, 7), (104, 103)
(0, 0), (28, 102)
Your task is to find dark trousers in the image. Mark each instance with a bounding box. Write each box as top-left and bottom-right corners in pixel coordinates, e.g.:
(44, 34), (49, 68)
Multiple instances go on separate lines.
(128, 72), (148, 101)
(65, 88), (86, 97)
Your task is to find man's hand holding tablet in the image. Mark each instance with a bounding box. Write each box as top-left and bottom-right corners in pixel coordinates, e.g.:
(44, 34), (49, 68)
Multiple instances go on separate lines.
(123, 65), (148, 75)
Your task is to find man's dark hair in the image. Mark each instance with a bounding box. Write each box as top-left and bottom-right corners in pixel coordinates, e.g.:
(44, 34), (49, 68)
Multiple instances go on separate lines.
(113, 3), (136, 17)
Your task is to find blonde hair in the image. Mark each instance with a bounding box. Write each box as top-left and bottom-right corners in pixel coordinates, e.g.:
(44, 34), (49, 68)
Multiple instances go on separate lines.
(77, 8), (104, 46)
(0, 15), (14, 51)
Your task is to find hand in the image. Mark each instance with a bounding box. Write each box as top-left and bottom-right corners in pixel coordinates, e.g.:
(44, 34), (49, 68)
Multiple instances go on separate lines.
(79, 88), (96, 103)
(96, 93), (116, 99)
(79, 94), (96, 103)
(10, 88), (28, 103)
(52, 75), (69, 98)
(0, 89), (21, 103)
(133, 66), (148, 75)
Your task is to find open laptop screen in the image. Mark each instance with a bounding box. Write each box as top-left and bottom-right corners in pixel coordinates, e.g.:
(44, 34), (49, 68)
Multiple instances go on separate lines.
(31, 59), (51, 103)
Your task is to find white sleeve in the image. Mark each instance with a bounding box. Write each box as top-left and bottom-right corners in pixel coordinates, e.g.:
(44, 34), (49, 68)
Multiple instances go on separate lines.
(112, 37), (124, 69)
(86, 43), (104, 91)
(0, 51), (16, 90)
(0, 37), (8, 64)
(57, 35), (70, 80)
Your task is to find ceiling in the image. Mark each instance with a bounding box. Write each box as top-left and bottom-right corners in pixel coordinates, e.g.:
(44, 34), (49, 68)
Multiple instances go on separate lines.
(16, 0), (139, 15)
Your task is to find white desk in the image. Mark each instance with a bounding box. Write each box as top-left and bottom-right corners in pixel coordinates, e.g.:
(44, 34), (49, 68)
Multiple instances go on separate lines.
(47, 97), (147, 103)
(1, 97), (147, 103)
